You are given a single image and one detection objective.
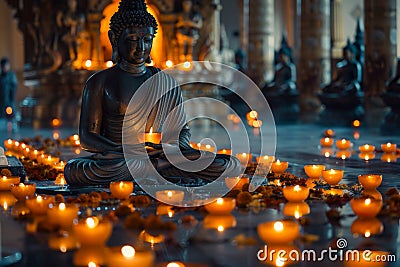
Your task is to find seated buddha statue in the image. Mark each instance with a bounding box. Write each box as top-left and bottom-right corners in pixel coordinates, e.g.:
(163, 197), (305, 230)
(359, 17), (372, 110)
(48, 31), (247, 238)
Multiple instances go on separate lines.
(262, 47), (297, 96)
(322, 40), (362, 96)
(64, 0), (241, 185)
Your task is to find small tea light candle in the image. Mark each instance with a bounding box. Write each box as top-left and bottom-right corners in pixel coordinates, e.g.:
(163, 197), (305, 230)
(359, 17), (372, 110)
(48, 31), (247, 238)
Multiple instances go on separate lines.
(138, 127), (162, 144)
(335, 150), (352, 159)
(73, 217), (113, 246)
(0, 175), (20, 191)
(107, 245), (154, 267)
(271, 160), (289, 174)
(48, 203), (79, 229)
(217, 149), (232, 155)
(350, 217), (383, 238)
(350, 198), (383, 218)
(381, 142), (397, 153)
(320, 137), (334, 147)
(336, 138), (352, 150)
(283, 202), (310, 219)
(110, 181), (134, 199)
(256, 155), (275, 165)
(304, 164), (325, 178)
(0, 191), (17, 210)
(3, 139), (13, 151)
(26, 195), (54, 216)
(225, 176), (249, 191)
(320, 148), (334, 158)
(203, 214), (237, 231)
(322, 169), (344, 185)
(11, 183), (36, 200)
(257, 220), (300, 244)
(235, 153), (252, 167)
(48, 232), (79, 252)
(155, 190), (184, 205)
(358, 152), (375, 161)
(282, 185), (309, 202)
(156, 205), (173, 216)
(204, 198), (236, 214)
(358, 174), (382, 190)
(359, 144), (375, 153)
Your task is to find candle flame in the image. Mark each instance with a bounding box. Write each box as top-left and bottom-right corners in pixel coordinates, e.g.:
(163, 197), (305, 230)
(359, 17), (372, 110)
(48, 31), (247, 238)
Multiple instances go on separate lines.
(341, 139), (346, 144)
(19, 183), (25, 187)
(294, 211), (301, 219)
(166, 60), (173, 68)
(7, 139), (12, 144)
(121, 245), (135, 258)
(364, 231), (371, 238)
(86, 217), (99, 229)
(217, 225), (224, 232)
(73, 134), (79, 141)
(294, 185), (301, 192)
(167, 191), (173, 198)
(2, 176), (6, 180)
(21, 143), (26, 149)
(273, 221), (284, 232)
(3, 202), (8, 211)
(364, 198), (371, 205)
(37, 196), (43, 203)
(241, 153), (246, 157)
(15, 141), (19, 146)
(88, 262), (97, 267)
(149, 127), (153, 134)
(168, 211), (174, 218)
(275, 258), (285, 267)
(276, 159), (281, 164)
(59, 203), (66, 211)
(387, 143), (391, 147)
(324, 137), (330, 142)
(106, 61), (113, 68)
(59, 246), (67, 253)
(216, 198), (224, 205)
(119, 181), (125, 189)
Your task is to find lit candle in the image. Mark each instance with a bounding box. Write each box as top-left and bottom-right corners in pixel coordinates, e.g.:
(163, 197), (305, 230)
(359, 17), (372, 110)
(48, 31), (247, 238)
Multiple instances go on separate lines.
(235, 153), (252, 167)
(359, 144), (375, 153)
(155, 190), (184, 205)
(358, 174), (382, 190)
(196, 143), (215, 153)
(350, 217), (383, 238)
(322, 169), (344, 185)
(381, 142), (397, 153)
(257, 220), (300, 244)
(138, 127), (162, 144)
(256, 155), (275, 165)
(361, 189), (382, 200)
(10, 183), (36, 200)
(204, 198), (236, 214)
(225, 176), (250, 191)
(320, 148), (334, 158)
(73, 246), (108, 267)
(324, 129), (335, 137)
(48, 232), (79, 252)
(381, 153), (397, 162)
(217, 149), (232, 155)
(336, 138), (352, 150)
(109, 181), (134, 199)
(203, 214), (237, 231)
(304, 164), (325, 178)
(25, 195), (54, 216)
(54, 161), (66, 171)
(320, 137), (334, 147)
(283, 202), (310, 219)
(48, 203), (79, 229)
(282, 185), (310, 202)
(73, 217), (113, 246)
(0, 191), (17, 210)
(0, 175), (20, 191)
(323, 188), (344, 196)
(3, 139), (13, 151)
(156, 204), (174, 216)
(106, 245), (154, 267)
(29, 149), (40, 160)
(358, 152), (375, 161)
(271, 160), (289, 175)
(138, 230), (165, 244)
(350, 198), (382, 218)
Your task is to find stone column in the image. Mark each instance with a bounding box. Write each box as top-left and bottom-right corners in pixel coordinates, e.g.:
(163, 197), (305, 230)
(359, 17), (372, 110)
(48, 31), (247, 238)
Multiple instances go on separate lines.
(248, 0), (274, 86)
(330, 0), (345, 80)
(364, 0), (397, 107)
(297, 0), (330, 121)
(238, 0), (249, 53)
(86, 13), (105, 70)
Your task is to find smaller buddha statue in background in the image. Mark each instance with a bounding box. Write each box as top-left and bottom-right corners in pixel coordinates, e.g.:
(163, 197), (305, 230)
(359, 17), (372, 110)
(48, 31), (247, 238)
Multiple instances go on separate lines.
(386, 58), (400, 94)
(322, 40), (362, 95)
(262, 47), (296, 96)
(175, 0), (203, 62)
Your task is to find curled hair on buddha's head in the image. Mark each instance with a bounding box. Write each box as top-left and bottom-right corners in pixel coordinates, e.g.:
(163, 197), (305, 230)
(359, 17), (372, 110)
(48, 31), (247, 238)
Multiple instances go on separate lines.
(109, 0), (158, 45)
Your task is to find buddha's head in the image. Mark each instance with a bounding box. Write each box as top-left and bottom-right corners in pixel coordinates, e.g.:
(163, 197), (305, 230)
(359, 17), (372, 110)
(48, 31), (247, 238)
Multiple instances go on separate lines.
(109, 0), (158, 64)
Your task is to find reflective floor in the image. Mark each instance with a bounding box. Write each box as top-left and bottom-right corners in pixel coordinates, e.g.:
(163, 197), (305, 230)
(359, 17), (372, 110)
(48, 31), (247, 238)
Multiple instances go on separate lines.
(1, 118), (399, 266)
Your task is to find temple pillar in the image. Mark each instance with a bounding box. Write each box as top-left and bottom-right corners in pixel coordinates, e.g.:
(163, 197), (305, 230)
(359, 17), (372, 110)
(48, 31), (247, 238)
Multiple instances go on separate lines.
(238, 0), (249, 53)
(87, 13), (105, 70)
(330, 0), (345, 80)
(297, 0), (330, 122)
(364, 0), (397, 126)
(248, 0), (274, 86)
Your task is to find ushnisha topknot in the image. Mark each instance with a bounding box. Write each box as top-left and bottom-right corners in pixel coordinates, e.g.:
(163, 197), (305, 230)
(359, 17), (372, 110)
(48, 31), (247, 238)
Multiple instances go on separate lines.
(110, 0), (158, 42)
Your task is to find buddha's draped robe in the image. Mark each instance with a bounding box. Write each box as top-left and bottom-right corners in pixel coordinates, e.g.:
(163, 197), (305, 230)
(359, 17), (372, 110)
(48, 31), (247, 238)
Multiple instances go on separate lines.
(64, 67), (241, 185)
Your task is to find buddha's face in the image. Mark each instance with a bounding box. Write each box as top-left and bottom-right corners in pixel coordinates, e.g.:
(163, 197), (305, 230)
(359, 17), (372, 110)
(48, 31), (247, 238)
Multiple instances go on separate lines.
(117, 27), (154, 65)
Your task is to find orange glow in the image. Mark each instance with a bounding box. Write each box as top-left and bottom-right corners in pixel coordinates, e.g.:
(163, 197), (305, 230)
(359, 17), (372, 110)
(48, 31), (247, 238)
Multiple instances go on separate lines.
(85, 60), (92, 68)
(105, 61), (114, 68)
(5, 106), (12, 115)
(51, 118), (62, 127)
(166, 60), (173, 68)
(352, 120), (360, 127)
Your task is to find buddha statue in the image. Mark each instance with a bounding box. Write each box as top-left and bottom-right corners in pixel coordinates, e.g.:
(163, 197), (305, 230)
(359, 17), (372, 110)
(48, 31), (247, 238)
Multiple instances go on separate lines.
(64, 0), (241, 185)
(321, 40), (362, 97)
(381, 58), (400, 133)
(262, 47), (297, 96)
